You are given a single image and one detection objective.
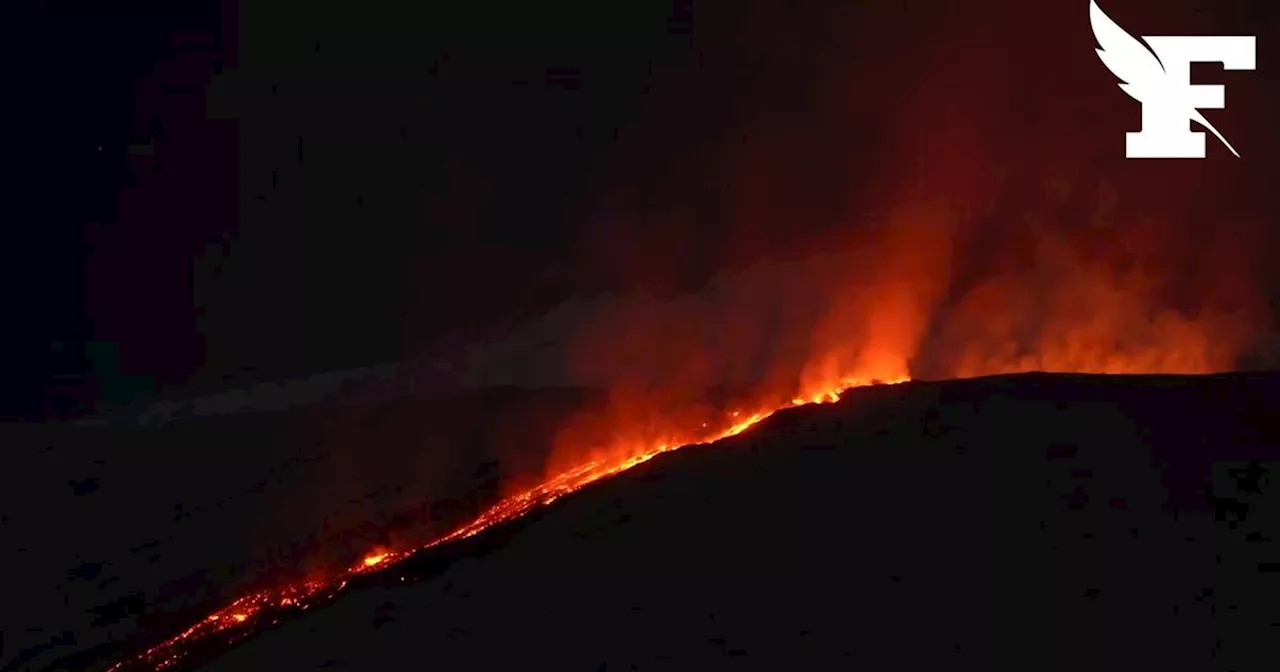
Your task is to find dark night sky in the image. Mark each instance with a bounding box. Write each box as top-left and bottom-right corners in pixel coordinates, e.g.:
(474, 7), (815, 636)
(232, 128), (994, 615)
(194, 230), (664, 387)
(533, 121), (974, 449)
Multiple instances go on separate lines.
(9, 0), (1280, 417)
(11, 0), (702, 413)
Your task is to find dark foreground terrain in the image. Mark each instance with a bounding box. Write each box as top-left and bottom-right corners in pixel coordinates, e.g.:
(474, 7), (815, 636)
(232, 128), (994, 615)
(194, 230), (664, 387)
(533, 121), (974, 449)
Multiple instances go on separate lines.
(9, 372), (1280, 671)
(1, 385), (607, 672)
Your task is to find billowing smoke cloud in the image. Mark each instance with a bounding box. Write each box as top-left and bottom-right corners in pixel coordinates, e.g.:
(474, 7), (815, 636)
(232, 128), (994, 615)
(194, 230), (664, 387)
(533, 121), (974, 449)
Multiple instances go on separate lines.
(221, 0), (1277, 580)
(544, 0), (1279, 474)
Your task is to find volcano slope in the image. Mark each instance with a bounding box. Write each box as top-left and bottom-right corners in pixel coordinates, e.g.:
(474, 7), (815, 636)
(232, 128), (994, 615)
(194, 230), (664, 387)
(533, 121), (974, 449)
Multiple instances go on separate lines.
(90, 371), (1280, 672)
(2, 386), (612, 672)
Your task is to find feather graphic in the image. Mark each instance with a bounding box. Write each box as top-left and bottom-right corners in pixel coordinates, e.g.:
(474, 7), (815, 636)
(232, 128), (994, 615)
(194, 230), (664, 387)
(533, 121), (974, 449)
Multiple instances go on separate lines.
(1089, 0), (1240, 157)
(1089, 0), (1165, 102)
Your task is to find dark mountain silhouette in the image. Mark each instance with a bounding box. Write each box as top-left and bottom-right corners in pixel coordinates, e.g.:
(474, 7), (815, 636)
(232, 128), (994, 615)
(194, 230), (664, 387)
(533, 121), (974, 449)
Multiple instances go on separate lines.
(16, 371), (1280, 671)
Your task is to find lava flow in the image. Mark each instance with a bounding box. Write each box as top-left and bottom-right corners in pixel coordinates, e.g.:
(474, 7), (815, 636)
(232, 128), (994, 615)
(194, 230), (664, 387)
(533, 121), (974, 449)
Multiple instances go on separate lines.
(106, 374), (905, 672)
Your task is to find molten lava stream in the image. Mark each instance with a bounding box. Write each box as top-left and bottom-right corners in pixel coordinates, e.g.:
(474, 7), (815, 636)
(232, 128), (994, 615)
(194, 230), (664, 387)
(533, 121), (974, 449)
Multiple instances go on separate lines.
(107, 375), (907, 672)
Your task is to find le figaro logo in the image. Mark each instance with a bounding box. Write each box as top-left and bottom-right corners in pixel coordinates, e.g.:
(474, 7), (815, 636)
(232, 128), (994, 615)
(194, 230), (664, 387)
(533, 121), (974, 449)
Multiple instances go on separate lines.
(1089, 0), (1255, 159)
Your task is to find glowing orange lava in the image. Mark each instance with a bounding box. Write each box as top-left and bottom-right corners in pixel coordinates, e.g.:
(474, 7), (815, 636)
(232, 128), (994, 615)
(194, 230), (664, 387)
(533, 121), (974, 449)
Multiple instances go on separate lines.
(360, 552), (390, 568)
(105, 374), (906, 672)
